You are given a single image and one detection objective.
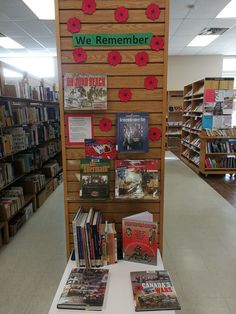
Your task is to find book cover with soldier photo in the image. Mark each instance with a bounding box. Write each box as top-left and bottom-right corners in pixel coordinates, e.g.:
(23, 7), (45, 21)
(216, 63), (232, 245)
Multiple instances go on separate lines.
(130, 270), (181, 311)
(115, 160), (159, 199)
(122, 211), (158, 265)
(116, 112), (149, 153)
(79, 159), (110, 199)
(57, 268), (109, 310)
(64, 73), (107, 110)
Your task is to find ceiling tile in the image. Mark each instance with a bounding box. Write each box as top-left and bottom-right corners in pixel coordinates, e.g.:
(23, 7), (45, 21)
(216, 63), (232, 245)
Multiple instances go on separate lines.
(187, 0), (231, 19)
(206, 18), (236, 29)
(11, 36), (45, 49)
(170, 0), (197, 19)
(17, 21), (52, 37)
(36, 37), (56, 48)
(169, 19), (183, 36)
(180, 47), (203, 55)
(43, 21), (56, 35)
(175, 19), (210, 35)
(0, 0), (36, 20)
(0, 21), (28, 37)
(169, 35), (196, 48)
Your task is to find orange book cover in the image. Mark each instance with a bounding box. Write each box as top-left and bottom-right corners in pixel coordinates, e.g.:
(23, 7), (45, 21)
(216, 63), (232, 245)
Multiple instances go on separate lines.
(122, 211), (158, 265)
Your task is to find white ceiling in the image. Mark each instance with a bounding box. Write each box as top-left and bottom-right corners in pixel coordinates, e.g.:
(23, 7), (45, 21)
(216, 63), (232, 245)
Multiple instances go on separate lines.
(0, 0), (235, 56)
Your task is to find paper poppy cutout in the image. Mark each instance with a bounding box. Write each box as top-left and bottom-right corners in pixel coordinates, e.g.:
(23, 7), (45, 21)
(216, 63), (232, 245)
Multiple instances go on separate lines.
(72, 47), (87, 63)
(118, 88), (132, 102)
(135, 51), (149, 66)
(146, 3), (161, 21)
(108, 51), (122, 66)
(148, 127), (161, 141)
(82, 0), (96, 15)
(67, 17), (81, 33)
(99, 118), (112, 132)
(114, 7), (129, 23)
(150, 36), (164, 51)
(144, 76), (158, 90)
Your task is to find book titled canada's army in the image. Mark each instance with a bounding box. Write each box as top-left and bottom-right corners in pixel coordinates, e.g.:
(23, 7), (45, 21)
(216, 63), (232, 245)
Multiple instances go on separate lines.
(80, 159), (110, 199)
(116, 112), (149, 153)
(57, 268), (109, 311)
(64, 73), (107, 110)
(130, 270), (181, 311)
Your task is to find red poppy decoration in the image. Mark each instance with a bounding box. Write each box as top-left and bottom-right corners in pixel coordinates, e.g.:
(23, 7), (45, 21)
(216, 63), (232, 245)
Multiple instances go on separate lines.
(114, 7), (129, 23)
(72, 47), (87, 63)
(150, 36), (164, 51)
(67, 17), (81, 33)
(118, 88), (132, 102)
(135, 51), (149, 66)
(146, 3), (161, 21)
(108, 51), (122, 66)
(144, 76), (158, 90)
(82, 0), (96, 15)
(99, 118), (112, 132)
(148, 127), (161, 141)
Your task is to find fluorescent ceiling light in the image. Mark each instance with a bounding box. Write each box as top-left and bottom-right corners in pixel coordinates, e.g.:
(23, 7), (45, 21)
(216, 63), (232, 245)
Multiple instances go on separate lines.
(217, 0), (236, 18)
(22, 0), (55, 20)
(187, 35), (219, 47)
(0, 37), (24, 49)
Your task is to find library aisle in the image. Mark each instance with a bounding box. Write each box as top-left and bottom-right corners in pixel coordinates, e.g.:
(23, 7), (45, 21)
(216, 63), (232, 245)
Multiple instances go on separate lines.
(1, 155), (236, 313)
(164, 152), (236, 314)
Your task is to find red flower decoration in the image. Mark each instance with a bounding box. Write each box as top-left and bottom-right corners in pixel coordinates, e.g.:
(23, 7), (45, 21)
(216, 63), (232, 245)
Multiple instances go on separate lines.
(114, 7), (129, 23)
(148, 127), (161, 141)
(82, 0), (96, 15)
(99, 118), (112, 132)
(150, 36), (164, 51)
(134, 285), (144, 293)
(146, 3), (161, 21)
(135, 51), (149, 66)
(67, 17), (81, 33)
(144, 76), (158, 90)
(72, 48), (87, 63)
(118, 88), (132, 102)
(108, 51), (122, 66)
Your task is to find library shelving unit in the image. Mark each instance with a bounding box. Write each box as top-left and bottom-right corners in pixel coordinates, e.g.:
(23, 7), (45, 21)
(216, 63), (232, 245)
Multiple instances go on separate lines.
(166, 90), (183, 149)
(55, 0), (169, 258)
(180, 77), (234, 174)
(0, 62), (62, 246)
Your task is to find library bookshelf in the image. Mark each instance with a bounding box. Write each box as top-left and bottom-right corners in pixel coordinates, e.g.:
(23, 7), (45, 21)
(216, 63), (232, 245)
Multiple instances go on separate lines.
(166, 90), (183, 150)
(55, 0), (169, 258)
(180, 77), (235, 175)
(0, 62), (62, 246)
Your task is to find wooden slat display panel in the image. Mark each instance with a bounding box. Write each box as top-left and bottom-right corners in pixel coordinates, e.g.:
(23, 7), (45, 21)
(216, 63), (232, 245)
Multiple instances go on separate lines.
(55, 0), (169, 257)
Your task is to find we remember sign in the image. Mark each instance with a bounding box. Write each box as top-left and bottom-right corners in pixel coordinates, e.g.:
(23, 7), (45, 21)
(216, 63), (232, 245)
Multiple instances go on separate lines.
(72, 33), (152, 47)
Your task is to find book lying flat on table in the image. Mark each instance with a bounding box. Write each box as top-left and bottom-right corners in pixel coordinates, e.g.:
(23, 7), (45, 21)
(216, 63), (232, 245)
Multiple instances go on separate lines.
(122, 211), (158, 265)
(130, 270), (181, 311)
(57, 268), (109, 311)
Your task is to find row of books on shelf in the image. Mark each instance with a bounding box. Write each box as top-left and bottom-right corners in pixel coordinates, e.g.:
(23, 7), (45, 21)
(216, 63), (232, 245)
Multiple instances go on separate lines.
(0, 123), (60, 157)
(21, 173), (46, 194)
(78, 159), (159, 200)
(206, 140), (236, 154)
(168, 106), (182, 112)
(205, 128), (236, 137)
(167, 121), (182, 127)
(205, 157), (236, 169)
(0, 186), (25, 221)
(0, 101), (59, 128)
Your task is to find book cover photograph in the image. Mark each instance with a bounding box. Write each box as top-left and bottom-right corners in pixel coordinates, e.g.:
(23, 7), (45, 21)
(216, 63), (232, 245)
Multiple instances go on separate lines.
(64, 73), (107, 110)
(122, 212), (158, 265)
(80, 159), (110, 199)
(116, 112), (149, 153)
(85, 138), (117, 160)
(115, 160), (159, 199)
(57, 268), (109, 311)
(130, 270), (181, 311)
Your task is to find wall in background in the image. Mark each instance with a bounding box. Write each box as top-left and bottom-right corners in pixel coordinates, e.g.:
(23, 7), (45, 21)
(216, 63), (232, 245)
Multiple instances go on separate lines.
(168, 55), (224, 91)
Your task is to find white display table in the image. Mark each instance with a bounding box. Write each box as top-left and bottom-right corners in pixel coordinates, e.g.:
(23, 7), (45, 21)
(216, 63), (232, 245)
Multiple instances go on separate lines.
(49, 250), (176, 314)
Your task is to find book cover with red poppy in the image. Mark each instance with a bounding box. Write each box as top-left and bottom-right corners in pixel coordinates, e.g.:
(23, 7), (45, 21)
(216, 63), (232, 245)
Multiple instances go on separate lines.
(79, 159), (110, 199)
(85, 138), (117, 160)
(116, 112), (149, 153)
(64, 73), (107, 110)
(130, 270), (181, 311)
(122, 211), (158, 265)
(115, 160), (159, 199)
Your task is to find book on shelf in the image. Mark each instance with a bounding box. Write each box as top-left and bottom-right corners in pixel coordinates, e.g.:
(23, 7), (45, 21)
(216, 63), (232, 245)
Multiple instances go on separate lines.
(115, 160), (159, 200)
(122, 211), (158, 265)
(85, 138), (116, 160)
(79, 159), (110, 199)
(0, 186), (25, 221)
(57, 268), (109, 311)
(130, 270), (181, 311)
(64, 73), (107, 110)
(116, 112), (149, 153)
